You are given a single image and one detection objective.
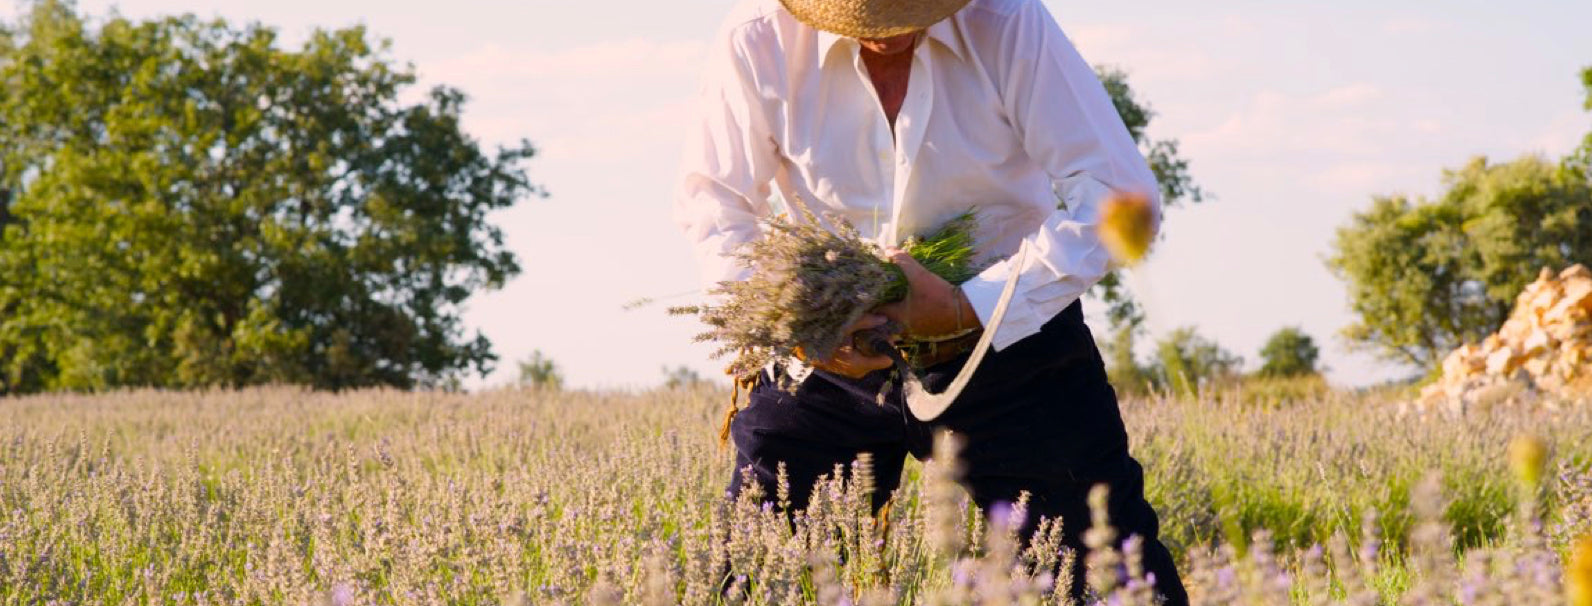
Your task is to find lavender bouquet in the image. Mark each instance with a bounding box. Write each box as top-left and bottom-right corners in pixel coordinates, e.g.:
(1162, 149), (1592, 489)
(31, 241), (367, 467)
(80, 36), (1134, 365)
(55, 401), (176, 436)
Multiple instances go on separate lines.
(672, 211), (983, 383)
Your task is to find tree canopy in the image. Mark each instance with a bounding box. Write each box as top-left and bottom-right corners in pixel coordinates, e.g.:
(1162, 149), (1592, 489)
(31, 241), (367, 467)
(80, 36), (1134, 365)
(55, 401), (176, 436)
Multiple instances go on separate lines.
(1104, 323), (1242, 397)
(1572, 64), (1592, 180)
(1151, 326), (1243, 397)
(1327, 155), (1592, 370)
(1102, 323), (1155, 396)
(1257, 327), (1321, 378)
(517, 351), (563, 391)
(0, 2), (540, 394)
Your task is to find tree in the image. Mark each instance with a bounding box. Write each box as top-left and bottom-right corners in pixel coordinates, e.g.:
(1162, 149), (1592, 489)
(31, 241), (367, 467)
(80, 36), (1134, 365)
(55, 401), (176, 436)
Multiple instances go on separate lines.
(0, 171), (10, 239)
(518, 351), (563, 391)
(1150, 326), (1242, 397)
(1102, 323), (1154, 396)
(1569, 64), (1592, 180)
(0, 2), (540, 394)
(1327, 155), (1592, 369)
(1256, 327), (1320, 378)
(661, 365), (706, 390)
(1091, 67), (1206, 330)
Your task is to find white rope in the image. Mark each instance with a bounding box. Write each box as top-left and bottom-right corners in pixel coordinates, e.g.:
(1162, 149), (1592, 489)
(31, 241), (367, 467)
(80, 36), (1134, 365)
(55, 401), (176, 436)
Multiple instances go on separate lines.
(904, 240), (1028, 421)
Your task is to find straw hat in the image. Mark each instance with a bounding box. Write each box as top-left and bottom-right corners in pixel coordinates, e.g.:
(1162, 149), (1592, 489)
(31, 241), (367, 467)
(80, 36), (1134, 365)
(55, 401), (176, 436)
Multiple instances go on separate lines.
(779, 0), (972, 39)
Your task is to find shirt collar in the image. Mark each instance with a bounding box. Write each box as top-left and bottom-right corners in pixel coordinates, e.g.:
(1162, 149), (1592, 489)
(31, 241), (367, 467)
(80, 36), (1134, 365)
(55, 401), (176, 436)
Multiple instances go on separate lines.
(815, 15), (968, 64)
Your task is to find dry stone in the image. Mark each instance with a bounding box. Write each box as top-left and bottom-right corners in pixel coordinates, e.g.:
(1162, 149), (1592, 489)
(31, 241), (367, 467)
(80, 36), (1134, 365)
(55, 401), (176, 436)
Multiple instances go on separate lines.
(1561, 280), (1592, 313)
(1485, 347), (1520, 375)
(1521, 330), (1552, 355)
(1412, 264), (1592, 414)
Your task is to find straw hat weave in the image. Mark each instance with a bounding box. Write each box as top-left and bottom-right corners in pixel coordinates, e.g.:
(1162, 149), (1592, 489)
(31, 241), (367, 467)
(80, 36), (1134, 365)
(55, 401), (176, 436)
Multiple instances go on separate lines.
(779, 0), (972, 39)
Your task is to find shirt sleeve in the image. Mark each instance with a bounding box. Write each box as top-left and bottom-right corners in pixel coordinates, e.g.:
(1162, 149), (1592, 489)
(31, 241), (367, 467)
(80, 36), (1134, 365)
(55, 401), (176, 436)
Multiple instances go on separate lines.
(673, 20), (781, 290)
(958, 0), (1162, 351)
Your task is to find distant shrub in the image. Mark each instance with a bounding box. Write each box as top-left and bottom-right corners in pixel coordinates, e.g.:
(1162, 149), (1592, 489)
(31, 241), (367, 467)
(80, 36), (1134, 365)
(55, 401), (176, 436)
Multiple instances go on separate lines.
(1220, 374), (1334, 409)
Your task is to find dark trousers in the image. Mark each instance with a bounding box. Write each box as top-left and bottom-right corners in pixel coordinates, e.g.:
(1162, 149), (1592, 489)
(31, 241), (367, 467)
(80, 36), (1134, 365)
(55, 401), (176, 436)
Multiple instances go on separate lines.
(727, 301), (1188, 605)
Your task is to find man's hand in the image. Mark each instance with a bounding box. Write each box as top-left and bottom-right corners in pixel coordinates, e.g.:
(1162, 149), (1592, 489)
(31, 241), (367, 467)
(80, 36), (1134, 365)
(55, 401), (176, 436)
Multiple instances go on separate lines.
(875, 250), (981, 340)
(798, 313), (897, 379)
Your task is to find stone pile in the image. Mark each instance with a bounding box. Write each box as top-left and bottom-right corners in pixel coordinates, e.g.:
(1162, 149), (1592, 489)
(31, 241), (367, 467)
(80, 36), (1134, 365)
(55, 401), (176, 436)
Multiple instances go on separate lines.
(1416, 264), (1592, 414)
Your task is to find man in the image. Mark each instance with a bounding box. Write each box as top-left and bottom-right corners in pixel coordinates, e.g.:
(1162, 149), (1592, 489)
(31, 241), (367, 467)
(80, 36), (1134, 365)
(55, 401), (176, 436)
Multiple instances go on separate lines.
(674, 0), (1188, 602)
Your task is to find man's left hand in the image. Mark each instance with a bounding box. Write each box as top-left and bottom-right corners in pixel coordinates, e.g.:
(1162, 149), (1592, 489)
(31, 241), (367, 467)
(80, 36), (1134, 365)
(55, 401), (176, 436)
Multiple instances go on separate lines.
(875, 250), (981, 340)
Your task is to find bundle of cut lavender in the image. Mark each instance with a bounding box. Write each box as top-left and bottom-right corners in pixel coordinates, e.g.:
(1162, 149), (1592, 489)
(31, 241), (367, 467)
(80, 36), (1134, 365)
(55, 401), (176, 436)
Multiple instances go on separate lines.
(672, 210), (984, 384)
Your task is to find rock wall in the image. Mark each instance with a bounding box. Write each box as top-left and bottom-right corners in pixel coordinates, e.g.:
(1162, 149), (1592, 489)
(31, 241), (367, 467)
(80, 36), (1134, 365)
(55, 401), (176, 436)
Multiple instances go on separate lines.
(1416, 264), (1592, 414)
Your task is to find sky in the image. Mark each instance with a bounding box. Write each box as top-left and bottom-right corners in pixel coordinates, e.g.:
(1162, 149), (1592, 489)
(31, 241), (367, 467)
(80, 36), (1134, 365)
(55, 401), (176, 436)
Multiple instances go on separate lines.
(4, 0), (1590, 390)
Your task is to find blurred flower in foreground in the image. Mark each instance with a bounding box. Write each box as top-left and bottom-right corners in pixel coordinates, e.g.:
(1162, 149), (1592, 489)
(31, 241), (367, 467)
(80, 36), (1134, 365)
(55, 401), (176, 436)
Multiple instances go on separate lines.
(1098, 192), (1156, 265)
(1509, 434), (1548, 489)
(1571, 535), (1592, 606)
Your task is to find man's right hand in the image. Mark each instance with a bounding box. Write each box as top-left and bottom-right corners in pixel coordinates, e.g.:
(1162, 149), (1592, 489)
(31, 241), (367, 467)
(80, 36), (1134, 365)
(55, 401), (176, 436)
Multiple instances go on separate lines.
(797, 313), (897, 379)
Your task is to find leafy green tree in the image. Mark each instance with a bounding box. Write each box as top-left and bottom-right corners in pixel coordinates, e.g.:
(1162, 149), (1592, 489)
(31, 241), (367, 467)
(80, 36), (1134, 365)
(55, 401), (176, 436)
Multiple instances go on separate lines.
(1092, 67), (1206, 330)
(0, 2), (540, 394)
(1327, 155), (1592, 369)
(518, 351), (563, 391)
(1570, 64), (1592, 180)
(1256, 327), (1321, 378)
(1102, 323), (1154, 396)
(1150, 326), (1242, 397)
(661, 365), (706, 390)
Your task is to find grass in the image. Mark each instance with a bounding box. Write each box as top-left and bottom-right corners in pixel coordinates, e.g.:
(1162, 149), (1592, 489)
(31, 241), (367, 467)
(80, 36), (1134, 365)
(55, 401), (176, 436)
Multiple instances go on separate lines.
(1, 385), (1588, 604)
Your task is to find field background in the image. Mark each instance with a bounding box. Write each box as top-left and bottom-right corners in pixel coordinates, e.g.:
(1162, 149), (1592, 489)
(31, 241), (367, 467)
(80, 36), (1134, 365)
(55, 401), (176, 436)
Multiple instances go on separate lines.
(4, 386), (1589, 604)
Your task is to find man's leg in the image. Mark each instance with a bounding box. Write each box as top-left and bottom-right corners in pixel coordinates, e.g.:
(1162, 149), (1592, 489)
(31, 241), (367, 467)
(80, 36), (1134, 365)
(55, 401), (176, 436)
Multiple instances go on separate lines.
(921, 301), (1189, 605)
(727, 368), (911, 512)
(1031, 455), (1186, 605)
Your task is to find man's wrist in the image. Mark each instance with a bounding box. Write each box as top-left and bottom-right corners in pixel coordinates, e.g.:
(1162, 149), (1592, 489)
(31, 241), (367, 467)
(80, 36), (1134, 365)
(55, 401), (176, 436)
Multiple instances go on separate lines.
(910, 286), (981, 344)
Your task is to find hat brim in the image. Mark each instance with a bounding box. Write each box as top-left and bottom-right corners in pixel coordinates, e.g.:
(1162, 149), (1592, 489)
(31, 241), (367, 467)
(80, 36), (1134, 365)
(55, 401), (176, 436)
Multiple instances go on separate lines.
(779, 0), (972, 39)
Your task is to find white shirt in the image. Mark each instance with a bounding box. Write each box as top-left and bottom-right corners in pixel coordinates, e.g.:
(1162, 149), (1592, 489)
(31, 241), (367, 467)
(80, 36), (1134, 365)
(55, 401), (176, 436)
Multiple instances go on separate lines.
(674, 0), (1161, 352)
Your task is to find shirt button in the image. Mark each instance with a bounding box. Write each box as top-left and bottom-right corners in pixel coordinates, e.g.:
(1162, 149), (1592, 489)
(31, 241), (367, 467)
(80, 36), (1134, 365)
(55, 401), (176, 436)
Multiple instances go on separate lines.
(878, 152), (889, 162)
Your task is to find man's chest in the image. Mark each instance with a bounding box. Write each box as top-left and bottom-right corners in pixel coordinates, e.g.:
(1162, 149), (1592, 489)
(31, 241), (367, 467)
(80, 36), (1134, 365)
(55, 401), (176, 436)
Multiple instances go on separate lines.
(761, 52), (1045, 245)
(860, 53), (913, 130)
(767, 56), (1021, 183)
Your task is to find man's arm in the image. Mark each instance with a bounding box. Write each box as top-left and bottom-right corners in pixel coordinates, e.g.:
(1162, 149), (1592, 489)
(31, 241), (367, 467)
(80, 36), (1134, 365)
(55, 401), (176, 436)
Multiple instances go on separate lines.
(673, 21), (779, 289)
(675, 19), (894, 378)
(956, 0), (1162, 351)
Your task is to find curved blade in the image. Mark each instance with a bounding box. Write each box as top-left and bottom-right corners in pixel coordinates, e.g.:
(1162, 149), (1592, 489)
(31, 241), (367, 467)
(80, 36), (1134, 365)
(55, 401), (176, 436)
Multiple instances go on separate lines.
(905, 241), (1029, 421)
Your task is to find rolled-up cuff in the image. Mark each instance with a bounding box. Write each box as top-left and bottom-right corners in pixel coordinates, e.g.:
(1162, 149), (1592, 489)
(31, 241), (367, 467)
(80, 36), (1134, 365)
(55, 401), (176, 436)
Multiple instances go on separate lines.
(960, 267), (1043, 352)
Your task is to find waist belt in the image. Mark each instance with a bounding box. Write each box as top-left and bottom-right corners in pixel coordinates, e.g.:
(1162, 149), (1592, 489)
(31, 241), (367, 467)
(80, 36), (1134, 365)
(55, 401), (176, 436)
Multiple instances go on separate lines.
(900, 328), (984, 369)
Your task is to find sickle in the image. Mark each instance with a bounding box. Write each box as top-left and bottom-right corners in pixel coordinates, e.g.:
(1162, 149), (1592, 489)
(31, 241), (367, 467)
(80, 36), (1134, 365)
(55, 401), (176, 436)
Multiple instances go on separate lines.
(904, 240), (1028, 420)
(857, 241), (1030, 421)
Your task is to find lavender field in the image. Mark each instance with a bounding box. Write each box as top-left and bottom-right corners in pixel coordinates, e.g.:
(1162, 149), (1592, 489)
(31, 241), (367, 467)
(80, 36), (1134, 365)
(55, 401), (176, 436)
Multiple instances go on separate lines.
(2, 386), (1590, 604)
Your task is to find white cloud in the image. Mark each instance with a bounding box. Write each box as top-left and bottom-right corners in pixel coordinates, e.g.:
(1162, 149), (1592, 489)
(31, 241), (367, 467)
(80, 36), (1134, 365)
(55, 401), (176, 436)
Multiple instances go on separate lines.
(1183, 83), (1433, 164)
(1380, 17), (1446, 35)
(417, 38), (706, 164)
(1520, 110), (1590, 157)
(1069, 23), (1218, 82)
(1218, 15), (1261, 36)
(538, 98), (697, 164)
(1303, 162), (1428, 194)
(1067, 23), (1136, 52)
(1316, 83), (1383, 108)
(423, 39), (707, 82)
